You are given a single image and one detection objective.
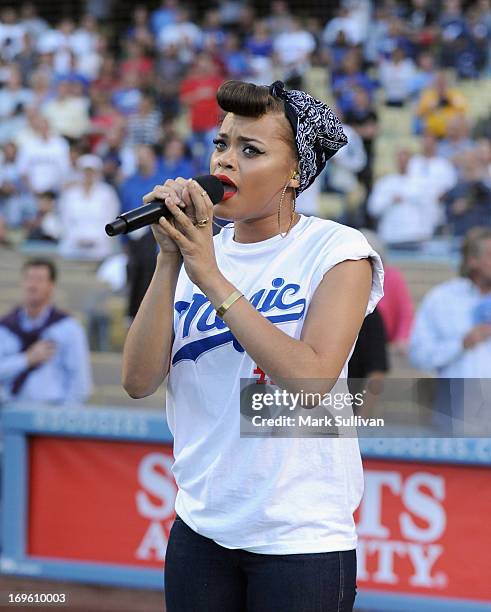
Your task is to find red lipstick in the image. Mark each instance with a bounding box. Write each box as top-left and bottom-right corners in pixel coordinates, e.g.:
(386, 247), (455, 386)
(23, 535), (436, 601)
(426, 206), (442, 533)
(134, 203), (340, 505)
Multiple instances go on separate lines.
(214, 174), (238, 201)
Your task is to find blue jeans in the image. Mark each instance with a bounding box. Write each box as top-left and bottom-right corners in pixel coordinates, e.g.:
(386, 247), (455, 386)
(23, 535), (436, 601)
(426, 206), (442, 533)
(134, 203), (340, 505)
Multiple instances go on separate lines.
(164, 515), (357, 612)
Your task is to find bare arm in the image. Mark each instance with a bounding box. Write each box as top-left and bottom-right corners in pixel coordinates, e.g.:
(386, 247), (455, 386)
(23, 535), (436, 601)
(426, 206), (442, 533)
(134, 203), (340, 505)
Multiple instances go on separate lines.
(122, 176), (201, 399)
(201, 258), (373, 397)
(122, 251), (182, 398)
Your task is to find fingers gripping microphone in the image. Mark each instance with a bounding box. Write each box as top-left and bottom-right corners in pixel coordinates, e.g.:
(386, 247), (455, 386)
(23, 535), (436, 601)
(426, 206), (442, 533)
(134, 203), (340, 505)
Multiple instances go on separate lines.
(105, 175), (225, 236)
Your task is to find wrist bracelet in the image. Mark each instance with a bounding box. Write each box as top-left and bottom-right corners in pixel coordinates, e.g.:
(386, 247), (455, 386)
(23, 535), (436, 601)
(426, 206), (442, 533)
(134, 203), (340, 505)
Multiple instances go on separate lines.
(216, 290), (244, 318)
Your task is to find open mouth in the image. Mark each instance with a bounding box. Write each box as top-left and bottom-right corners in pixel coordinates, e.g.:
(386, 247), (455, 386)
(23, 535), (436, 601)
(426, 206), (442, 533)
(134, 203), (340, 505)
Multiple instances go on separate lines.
(215, 174), (238, 201)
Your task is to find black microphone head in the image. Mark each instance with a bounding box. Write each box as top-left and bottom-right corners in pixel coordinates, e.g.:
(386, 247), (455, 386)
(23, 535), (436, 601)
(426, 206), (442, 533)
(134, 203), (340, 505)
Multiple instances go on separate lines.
(105, 217), (127, 236)
(194, 175), (224, 204)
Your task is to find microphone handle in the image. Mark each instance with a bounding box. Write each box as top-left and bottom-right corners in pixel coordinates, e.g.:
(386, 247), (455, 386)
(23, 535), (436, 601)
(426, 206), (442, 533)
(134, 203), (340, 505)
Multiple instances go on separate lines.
(105, 200), (173, 236)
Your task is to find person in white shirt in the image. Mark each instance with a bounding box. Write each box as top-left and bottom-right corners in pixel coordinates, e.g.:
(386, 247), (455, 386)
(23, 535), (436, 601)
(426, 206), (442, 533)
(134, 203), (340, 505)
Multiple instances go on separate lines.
(408, 132), (457, 199)
(0, 8), (26, 60)
(122, 79), (384, 611)
(368, 149), (433, 245)
(0, 66), (33, 121)
(17, 115), (70, 195)
(58, 154), (120, 260)
(407, 132), (458, 227)
(157, 7), (202, 63)
(273, 17), (316, 89)
(322, 5), (366, 47)
(378, 47), (417, 107)
(410, 225), (491, 377)
(409, 227), (491, 431)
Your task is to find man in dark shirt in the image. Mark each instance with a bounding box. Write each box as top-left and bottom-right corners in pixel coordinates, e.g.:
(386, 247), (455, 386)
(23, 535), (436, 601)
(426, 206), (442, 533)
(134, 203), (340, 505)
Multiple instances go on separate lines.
(348, 308), (389, 415)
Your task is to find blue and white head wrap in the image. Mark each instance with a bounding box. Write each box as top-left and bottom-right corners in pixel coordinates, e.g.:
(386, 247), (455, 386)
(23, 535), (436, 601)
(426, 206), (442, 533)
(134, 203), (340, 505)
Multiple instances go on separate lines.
(268, 80), (348, 194)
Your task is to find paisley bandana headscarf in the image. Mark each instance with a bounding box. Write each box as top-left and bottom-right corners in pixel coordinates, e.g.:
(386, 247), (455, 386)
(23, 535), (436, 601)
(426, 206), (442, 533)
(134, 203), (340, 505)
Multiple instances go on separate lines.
(268, 80), (348, 194)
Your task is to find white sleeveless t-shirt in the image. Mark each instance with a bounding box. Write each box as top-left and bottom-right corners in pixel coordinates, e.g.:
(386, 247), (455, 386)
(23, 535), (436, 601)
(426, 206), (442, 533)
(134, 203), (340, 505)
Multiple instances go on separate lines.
(165, 214), (384, 554)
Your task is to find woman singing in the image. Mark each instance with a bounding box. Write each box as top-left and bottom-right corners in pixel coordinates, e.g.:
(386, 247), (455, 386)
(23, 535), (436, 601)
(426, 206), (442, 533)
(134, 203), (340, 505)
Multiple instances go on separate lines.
(122, 80), (384, 612)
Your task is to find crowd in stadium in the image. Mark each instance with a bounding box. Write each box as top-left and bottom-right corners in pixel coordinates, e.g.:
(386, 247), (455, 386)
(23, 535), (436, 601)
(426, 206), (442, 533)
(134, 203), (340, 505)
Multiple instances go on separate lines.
(0, 0), (491, 394)
(0, 0), (490, 252)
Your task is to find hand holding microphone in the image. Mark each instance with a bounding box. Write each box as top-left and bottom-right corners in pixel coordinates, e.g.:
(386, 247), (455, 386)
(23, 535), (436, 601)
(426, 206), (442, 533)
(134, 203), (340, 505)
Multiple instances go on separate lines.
(105, 175), (224, 239)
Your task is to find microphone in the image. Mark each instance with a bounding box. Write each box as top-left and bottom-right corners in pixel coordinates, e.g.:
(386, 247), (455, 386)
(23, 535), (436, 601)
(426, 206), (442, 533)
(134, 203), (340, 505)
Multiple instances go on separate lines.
(105, 174), (225, 236)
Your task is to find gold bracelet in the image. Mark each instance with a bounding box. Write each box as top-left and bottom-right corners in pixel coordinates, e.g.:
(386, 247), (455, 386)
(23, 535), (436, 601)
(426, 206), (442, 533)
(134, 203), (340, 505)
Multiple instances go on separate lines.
(216, 290), (244, 318)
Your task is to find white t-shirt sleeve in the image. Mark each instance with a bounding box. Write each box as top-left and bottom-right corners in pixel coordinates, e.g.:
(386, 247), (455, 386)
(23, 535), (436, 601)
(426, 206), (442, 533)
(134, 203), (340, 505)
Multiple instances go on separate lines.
(310, 225), (384, 316)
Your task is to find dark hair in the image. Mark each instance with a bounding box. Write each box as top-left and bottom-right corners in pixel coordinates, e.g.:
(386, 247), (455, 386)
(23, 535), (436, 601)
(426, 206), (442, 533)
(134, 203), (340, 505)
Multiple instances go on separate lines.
(23, 258), (57, 282)
(460, 227), (491, 278)
(216, 80), (298, 160)
(36, 190), (56, 200)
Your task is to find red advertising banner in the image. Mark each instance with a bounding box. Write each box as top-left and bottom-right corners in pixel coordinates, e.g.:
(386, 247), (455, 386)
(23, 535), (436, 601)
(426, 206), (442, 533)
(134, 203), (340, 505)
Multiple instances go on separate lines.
(27, 438), (491, 603)
(356, 458), (491, 603)
(28, 437), (176, 567)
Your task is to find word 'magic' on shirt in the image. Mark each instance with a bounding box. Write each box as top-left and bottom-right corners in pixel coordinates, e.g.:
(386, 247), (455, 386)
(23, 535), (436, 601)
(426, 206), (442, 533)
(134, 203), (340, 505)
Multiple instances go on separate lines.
(172, 277), (306, 364)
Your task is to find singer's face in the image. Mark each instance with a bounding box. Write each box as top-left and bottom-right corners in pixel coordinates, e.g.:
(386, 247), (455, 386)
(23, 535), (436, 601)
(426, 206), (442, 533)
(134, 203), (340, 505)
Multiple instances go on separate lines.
(210, 112), (298, 221)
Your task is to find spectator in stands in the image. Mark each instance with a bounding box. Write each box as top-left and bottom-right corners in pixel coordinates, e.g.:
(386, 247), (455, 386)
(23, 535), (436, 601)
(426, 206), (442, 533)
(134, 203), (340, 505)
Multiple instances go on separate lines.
(407, 132), (458, 229)
(151, 0), (178, 38)
(88, 89), (124, 151)
(364, 4), (390, 65)
(58, 154), (120, 260)
(91, 53), (118, 95)
(70, 13), (100, 60)
(409, 227), (491, 428)
(361, 229), (414, 355)
(246, 19), (273, 60)
(126, 89), (163, 147)
(476, 137), (491, 179)
(17, 114), (70, 195)
(409, 51), (437, 101)
(326, 123), (367, 225)
(332, 48), (376, 115)
(347, 308), (389, 411)
(179, 52), (224, 170)
(266, 0), (292, 37)
(377, 16), (414, 60)
(24, 190), (61, 243)
(28, 68), (52, 109)
(125, 4), (154, 53)
(416, 70), (468, 139)
(0, 141), (34, 228)
(15, 31), (37, 84)
(0, 258), (92, 404)
(244, 20), (274, 86)
(464, 5), (490, 78)
(322, 4), (367, 48)
(161, 135), (194, 179)
(437, 115), (475, 166)
(443, 149), (491, 236)
(0, 65), (33, 126)
(157, 6), (202, 64)
(379, 47), (417, 107)
(155, 42), (186, 119)
(222, 33), (252, 81)
(119, 144), (162, 319)
(201, 8), (227, 54)
(0, 7), (25, 61)
(344, 86), (379, 208)
(368, 149), (433, 246)
(112, 69), (142, 116)
(120, 39), (155, 88)
(438, 0), (468, 70)
(273, 16), (316, 90)
(19, 2), (48, 41)
(404, 0), (438, 50)
(42, 78), (90, 140)
(95, 123), (135, 186)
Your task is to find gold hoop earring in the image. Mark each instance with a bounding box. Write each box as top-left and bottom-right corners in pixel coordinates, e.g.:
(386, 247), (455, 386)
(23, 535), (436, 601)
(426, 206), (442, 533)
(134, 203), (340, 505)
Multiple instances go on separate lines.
(278, 182), (297, 238)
